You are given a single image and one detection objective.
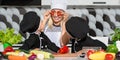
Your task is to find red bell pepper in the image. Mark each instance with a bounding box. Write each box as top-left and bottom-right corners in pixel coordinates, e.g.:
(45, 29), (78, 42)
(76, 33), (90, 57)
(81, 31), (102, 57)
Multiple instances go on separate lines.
(2, 46), (14, 55)
(4, 46), (14, 52)
(58, 46), (69, 54)
(57, 11), (63, 16)
(50, 10), (64, 16)
(50, 10), (55, 16)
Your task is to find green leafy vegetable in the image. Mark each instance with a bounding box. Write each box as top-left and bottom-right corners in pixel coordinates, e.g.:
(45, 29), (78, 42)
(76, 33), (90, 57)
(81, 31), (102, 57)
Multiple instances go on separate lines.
(111, 28), (120, 42)
(0, 28), (22, 45)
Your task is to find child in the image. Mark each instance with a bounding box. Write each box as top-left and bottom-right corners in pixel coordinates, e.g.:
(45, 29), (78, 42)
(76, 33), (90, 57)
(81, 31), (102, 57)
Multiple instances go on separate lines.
(19, 11), (60, 52)
(53, 17), (107, 57)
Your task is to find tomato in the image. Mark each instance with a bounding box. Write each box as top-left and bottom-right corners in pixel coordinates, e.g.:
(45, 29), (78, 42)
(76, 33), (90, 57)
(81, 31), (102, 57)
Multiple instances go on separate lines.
(87, 49), (95, 59)
(58, 46), (69, 54)
(105, 54), (114, 60)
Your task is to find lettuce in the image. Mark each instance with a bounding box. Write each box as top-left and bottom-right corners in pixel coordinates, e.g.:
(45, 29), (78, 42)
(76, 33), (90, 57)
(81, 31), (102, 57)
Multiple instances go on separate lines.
(0, 28), (22, 45)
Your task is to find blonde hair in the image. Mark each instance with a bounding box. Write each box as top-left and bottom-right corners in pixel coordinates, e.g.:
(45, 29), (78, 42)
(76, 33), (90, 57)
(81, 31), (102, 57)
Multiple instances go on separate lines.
(48, 17), (53, 29)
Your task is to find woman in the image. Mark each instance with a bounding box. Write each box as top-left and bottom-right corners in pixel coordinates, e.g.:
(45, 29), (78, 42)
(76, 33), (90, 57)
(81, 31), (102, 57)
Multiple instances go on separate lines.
(37, 0), (69, 47)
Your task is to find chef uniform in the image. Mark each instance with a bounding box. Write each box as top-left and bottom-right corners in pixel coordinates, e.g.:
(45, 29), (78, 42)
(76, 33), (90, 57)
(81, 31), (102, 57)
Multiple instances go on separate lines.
(65, 17), (107, 52)
(44, 0), (67, 47)
(19, 11), (59, 52)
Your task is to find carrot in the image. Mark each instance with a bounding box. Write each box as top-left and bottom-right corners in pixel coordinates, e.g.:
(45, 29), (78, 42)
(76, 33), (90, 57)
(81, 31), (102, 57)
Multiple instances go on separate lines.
(8, 55), (27, 60)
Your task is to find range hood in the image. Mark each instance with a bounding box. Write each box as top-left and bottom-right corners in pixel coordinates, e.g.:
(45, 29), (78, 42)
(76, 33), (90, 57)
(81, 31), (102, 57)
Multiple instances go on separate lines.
(42, 0), (120, 5)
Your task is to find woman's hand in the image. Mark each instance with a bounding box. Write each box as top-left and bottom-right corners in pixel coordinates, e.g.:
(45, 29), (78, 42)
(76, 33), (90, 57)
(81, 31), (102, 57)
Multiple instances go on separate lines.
(41, 10), (51, 31)
(44, 10), (51, 20)
(37, 10), (51, 32)
(63, 12), (69, 22)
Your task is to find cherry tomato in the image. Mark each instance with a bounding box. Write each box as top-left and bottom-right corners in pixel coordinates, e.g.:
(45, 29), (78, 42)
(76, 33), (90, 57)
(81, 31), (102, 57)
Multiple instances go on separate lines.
(87, 49), (95, 59)
(105, 54), (114, 60)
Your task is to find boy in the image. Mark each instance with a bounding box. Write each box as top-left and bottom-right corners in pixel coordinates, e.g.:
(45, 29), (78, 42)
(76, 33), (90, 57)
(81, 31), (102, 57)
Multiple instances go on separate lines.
(54, 17), (107, 57)
(19, 11), (60, 52)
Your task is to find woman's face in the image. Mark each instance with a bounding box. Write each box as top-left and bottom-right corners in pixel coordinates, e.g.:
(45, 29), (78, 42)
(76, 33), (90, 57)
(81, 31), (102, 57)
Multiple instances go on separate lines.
(50, 9), (65, 23)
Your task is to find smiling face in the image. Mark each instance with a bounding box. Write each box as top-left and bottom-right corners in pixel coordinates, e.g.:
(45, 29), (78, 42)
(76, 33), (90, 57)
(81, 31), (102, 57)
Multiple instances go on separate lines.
(50, 9), (65, 25)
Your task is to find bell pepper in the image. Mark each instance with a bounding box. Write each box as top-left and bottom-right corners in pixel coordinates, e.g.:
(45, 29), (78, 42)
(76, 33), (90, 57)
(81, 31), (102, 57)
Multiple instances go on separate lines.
(50, 10), (63, 16)
(58, 46), (69, 54)
(50, 10), (55, 16)
(3, 43), (12, 49)
(2, 46), (14, 55)
(4, 46), (14, 52)
(57, 11), (63, 16)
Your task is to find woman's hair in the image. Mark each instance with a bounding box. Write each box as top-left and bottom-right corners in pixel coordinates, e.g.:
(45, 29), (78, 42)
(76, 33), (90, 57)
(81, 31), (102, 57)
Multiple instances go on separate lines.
(48, 17), (53, 29)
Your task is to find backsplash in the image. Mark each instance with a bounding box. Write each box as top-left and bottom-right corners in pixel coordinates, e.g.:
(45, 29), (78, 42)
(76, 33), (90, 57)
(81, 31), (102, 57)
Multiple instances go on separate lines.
(0, 7), (120, 39)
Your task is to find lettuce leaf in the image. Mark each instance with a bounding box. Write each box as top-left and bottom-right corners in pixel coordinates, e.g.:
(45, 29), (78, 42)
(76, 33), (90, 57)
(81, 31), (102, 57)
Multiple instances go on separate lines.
(0, 28), (22, 45)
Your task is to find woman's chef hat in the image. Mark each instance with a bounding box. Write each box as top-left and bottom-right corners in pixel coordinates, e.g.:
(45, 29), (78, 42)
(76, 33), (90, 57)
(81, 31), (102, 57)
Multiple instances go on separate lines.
(51, 0), (67, 11)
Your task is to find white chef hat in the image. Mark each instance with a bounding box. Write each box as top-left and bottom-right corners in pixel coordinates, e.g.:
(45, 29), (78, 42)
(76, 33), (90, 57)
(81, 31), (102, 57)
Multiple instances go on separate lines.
(51, 0), (67, 11)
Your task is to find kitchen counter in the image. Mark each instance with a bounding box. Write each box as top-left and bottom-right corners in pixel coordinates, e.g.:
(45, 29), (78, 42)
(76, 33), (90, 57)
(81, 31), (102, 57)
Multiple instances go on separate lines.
(2, 57), (88, 60)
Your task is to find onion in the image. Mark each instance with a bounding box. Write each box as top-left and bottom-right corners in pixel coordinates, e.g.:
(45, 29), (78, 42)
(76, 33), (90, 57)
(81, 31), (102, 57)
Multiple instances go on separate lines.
(28, 54), (37, 60)
(37, 54), (44, 60)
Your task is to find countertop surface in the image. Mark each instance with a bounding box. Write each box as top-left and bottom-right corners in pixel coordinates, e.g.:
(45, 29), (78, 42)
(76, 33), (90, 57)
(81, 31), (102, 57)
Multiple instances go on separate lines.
(53, 57), (87, 60)
(1, 57), (88, 60)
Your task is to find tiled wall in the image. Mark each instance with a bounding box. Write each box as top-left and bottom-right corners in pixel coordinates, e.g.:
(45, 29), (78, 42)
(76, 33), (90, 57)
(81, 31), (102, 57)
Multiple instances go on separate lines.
(0, 7), (120, 40)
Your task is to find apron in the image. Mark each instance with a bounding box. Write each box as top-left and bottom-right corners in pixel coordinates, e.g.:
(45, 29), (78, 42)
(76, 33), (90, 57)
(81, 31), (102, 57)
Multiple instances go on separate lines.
(44, 26), (61, 47)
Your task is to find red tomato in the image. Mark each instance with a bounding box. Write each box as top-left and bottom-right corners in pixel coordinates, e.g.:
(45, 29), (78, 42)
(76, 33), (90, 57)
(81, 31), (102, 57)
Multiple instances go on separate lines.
(105, 54), (114, 60)
(58, 46), (69, 54)
(87, 49), (95, 59)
